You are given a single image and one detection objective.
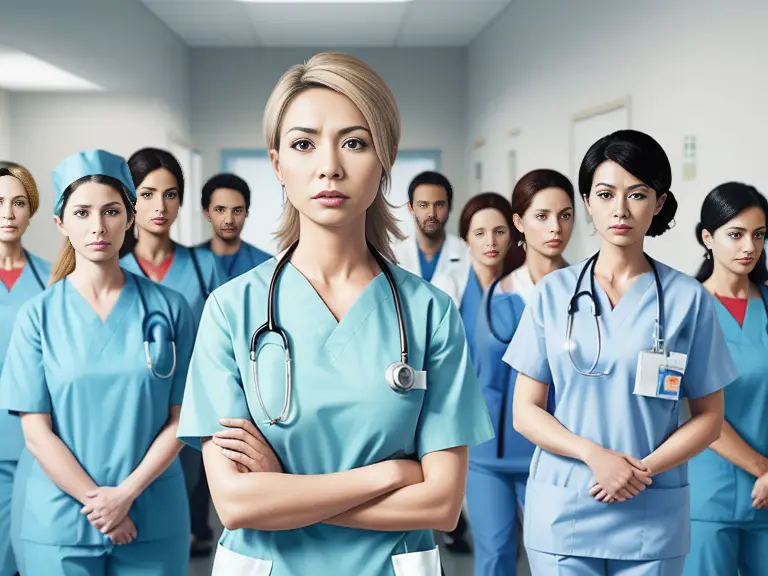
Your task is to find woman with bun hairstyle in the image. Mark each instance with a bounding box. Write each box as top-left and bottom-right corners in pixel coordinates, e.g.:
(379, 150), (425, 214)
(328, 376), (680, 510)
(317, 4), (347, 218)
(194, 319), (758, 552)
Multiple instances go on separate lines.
(505, 130), (737, 575)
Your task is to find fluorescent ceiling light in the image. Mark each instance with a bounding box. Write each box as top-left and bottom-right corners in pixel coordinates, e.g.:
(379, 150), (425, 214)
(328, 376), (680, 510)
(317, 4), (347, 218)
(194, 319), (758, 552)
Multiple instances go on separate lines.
(237, 0), (412, 3)
(0, 46), (102, 92)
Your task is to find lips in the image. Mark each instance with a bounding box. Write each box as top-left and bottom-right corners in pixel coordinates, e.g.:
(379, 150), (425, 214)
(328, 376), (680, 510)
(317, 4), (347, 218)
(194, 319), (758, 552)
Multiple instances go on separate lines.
(312, 190), (349, 200)
(484, 250), (499, 258)
(545, 239), (562, 247)
(151, 217), (167, 225)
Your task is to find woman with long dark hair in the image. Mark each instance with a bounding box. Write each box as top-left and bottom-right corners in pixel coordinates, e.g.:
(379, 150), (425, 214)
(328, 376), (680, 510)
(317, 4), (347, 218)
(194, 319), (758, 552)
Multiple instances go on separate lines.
(506, 130), (736, 575)
(685, 182), (768, 576)
(467, 169), (574, 576)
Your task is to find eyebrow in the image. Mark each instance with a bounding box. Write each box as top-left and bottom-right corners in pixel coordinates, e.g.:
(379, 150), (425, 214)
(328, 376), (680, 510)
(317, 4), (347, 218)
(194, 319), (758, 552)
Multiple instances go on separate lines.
(72, 201), (122, 209)
(139, 186), (178, 192)
(594, 182), (650, 191)
(285, 125), (371, 136)
(728, 226), (767, 232)
(214, 204), (245, 209)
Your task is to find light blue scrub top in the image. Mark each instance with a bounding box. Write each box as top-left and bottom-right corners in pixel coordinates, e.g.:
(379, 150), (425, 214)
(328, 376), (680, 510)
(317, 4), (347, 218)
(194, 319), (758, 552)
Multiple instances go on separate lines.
(209, 240), (272, 282)
(459, 267), (483, 363)
(503, 260), (738, 561)
(690, 286), (768, 525)
(418, 245), (442, 283)
(121, 244), (226, 330)
(470, 266), (554, 473)
(0, 273), (195, 546)
(177, 260), (494, 575)
(0, 252), (50, 462)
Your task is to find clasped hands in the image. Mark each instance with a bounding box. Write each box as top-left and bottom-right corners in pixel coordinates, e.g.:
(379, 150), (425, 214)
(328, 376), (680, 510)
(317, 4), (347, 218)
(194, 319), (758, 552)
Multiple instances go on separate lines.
(80, 485), (137, 545)
(584, 445), (653, 504)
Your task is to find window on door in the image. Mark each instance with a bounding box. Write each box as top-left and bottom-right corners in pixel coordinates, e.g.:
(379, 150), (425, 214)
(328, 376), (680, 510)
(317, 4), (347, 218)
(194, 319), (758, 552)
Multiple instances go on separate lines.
(220, 149), (441, 253)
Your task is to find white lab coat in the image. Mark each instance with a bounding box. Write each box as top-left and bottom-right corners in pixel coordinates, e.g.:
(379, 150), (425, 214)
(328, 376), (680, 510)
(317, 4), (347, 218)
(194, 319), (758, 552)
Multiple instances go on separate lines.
(392, 233), (471, 308)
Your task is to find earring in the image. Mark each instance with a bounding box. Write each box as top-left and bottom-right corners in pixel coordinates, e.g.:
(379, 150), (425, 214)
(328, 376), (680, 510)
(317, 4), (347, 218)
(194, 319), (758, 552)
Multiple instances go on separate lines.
(705, 251), (711, 260)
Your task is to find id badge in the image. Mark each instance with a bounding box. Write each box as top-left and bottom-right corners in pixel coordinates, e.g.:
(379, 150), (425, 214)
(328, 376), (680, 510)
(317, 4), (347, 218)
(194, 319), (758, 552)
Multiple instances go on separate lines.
(633, 350), (688, 401)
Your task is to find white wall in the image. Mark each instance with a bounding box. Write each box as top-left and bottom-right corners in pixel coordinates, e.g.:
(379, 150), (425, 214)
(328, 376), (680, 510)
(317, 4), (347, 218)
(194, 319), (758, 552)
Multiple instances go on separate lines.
(0, 90), (10, 160)
(10, 93), (190, 261)
(468, 0), (768, 274)
(0, 0), (190, 119)
(190, 47), (468, 234)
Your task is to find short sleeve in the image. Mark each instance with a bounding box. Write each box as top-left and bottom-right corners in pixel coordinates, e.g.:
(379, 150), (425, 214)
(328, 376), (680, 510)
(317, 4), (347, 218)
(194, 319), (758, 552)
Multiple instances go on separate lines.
(416, 302), (494, 459)
(681, 293), (738, 399)
(170, 297), (196, 406)
(0, 302), (51, 414)
(177, 294), (251, 450)
(502, 287), (553, 385)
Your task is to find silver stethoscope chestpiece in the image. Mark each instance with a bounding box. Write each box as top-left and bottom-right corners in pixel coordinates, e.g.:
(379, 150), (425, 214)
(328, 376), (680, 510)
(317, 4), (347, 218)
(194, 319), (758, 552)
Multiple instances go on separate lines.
(386, 362), (416, 393)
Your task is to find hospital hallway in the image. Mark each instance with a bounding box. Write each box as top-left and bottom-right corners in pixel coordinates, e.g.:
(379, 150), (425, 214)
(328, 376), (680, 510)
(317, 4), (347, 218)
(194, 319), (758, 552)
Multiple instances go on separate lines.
(188, 504), (532, 576)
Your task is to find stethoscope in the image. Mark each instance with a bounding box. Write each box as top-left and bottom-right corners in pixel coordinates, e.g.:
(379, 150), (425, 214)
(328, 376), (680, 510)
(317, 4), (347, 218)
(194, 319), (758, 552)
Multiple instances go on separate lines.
(249, 241), (415, 426)
(23, 249), (45, 290)
(566, 252), (665, 377)
(134, 276), (177, 379)
(485, 277), (511, 344)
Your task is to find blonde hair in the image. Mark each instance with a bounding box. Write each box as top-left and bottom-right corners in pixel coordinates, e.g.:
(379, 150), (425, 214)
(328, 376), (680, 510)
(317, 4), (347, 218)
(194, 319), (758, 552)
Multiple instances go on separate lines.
(2, 165), (40, 216)
(263, 52), (404, 262)
(50, 240), (75, 285)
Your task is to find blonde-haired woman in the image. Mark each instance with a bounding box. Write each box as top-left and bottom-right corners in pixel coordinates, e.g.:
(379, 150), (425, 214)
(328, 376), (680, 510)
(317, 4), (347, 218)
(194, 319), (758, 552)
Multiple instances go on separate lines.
(177, 52), (493, 575)
(0, 161), (50, 576)
(0, 150), (194, 575)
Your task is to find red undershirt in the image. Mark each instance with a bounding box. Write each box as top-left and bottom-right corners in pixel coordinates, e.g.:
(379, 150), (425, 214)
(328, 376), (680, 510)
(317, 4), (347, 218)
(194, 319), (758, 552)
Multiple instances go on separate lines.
(0, 267), (23, 290)
(136, 252), (175, 282)
(716, 294), (748, 326)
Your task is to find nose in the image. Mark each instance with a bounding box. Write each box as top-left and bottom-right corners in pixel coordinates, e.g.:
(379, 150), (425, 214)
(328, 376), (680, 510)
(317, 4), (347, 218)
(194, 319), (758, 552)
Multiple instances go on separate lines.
(318, 145), (343, 182)
(93, 213), (107, 236)
(153, 194), (167, 214)
(613, 195), (629, 218)
(550, 217), (562, 234)
(0, 202), (13, 220)
(743, 236), (757, 255)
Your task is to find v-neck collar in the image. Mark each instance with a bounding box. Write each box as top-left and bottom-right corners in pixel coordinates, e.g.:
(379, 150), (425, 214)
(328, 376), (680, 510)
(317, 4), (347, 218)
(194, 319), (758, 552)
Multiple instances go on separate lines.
(593, 269), (655, 328)
(64, 275), (135, 356)
(278, 262), (408, 363)
(127, 244), (190, 290)
(714, 293), (767, 342)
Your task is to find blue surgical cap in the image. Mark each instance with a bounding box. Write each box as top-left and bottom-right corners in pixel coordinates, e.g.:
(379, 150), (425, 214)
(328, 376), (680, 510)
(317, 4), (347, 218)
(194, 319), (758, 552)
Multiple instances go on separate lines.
(52, 149), (136, 216)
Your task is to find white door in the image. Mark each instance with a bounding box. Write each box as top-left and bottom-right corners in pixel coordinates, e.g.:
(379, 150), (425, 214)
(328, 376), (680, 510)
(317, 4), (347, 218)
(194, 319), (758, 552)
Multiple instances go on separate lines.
(564, 102), (630, 264)
(168, 143), (205, 247)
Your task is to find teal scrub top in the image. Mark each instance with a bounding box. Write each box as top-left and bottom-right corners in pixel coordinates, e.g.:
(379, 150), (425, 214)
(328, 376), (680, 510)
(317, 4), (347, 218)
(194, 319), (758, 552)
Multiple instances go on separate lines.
(503, 260), (738, 561)
(208, 240), (272, 282)
(0, 252), (50, 462)
(0, 273), (195, 546)
(177, 260), (494, 576)
(459, 267), (483, 363)
(689, 286), (768, 525)
(121, 244), (226, 330)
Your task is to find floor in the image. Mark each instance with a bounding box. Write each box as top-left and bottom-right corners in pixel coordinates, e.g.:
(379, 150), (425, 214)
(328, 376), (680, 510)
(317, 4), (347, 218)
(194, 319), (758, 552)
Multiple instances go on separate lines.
(188, 506), (531, 576)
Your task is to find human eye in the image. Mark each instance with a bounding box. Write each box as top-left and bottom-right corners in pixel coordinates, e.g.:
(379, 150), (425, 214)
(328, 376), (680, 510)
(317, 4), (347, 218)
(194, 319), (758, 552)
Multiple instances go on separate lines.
(104, 208), (121, 216)
(290, 139), (314, 152)
(561, 211), (572, 220)
(74, 209), (88, 218)
(535, 212), (547, 220)
(728, 231), (741, 239)
(165, 191), (177, 200)
(14, 200), (27, 208)
(140, 191), (152, 200)
(343, 138), (367, 151)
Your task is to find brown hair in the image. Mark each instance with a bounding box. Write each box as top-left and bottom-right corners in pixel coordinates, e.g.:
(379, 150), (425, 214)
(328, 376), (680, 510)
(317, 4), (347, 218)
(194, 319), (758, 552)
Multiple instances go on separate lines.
(459, 192), (516, 275)
(0, 165), (40, 216)
(507, 169), (575, 271)
(263, 52), (403, 261)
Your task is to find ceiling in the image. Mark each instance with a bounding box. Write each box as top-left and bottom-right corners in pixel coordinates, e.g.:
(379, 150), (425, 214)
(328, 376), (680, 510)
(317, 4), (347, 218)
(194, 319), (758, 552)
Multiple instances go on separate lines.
(139, 0), (514, 47)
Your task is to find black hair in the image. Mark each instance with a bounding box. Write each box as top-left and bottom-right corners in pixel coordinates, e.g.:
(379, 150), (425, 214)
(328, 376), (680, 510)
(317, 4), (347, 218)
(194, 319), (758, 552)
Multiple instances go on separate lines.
(695, 182), (768, 284)
(120, 147), (184, 258)
(127, 148), (185, 204)
(201, 173), (251, 211)
(579, 130), (677, 237)
(407, 171), (453, 209)
(0, 161), (17, 170)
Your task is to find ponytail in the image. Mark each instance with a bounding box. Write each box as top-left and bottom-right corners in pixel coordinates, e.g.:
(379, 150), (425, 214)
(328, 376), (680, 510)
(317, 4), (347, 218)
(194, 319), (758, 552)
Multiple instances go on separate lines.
(49, 239), (76, 285)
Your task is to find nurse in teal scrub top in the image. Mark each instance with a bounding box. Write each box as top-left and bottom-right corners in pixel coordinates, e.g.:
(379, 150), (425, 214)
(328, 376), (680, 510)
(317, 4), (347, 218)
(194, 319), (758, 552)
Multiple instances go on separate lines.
(506, 130), (737, 576)
(0, 150), (194, 575)
(176, 51), (494, 576)
(685, 183), (768, 576)
(0, 162), (51, 576)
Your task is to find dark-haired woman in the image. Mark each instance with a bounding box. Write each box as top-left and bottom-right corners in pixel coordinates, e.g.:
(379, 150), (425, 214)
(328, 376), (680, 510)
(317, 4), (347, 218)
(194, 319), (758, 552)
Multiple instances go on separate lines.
(505, 130), (737, 575)
(454, 192), (515, 363)
(118, 148), (225, 551)
(467, 170), (574, 576)
(684, 183), (768, 576)
(0, 150), (194, 575)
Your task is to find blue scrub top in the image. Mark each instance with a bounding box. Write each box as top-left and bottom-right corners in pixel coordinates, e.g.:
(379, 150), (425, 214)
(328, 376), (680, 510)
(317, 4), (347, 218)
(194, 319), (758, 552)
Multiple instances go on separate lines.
(459, 267), (483, 363)
(690, 286), (768, 525)
(177, 260), (494, 575)
(504, 260), (738, 561)
(418, 244), (442, 282)
(0, 273), (195, 546)
(0, 252), (50, 462)
(470, 266), (554, 473)
(121, 244), (226, 330)
(208, 240), (272, 282)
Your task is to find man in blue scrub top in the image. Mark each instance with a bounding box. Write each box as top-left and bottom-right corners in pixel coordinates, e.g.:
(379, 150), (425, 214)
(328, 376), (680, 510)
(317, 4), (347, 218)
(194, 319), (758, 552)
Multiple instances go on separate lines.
(200, 173), (271, 281)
